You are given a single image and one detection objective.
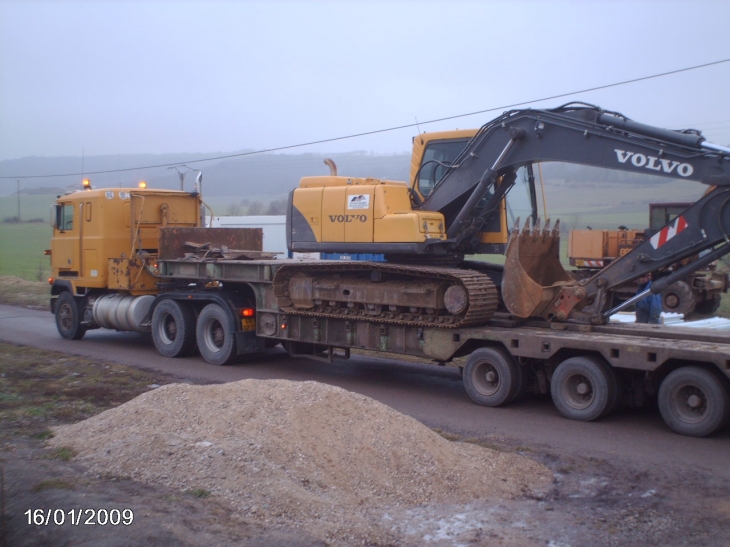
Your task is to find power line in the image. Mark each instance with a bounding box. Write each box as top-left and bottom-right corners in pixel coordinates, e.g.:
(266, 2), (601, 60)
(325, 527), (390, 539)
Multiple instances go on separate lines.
(2, 57), (729, 180)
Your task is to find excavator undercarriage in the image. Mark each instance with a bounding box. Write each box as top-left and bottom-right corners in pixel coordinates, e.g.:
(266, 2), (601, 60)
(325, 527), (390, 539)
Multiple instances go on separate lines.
(273, 262), (499, 328)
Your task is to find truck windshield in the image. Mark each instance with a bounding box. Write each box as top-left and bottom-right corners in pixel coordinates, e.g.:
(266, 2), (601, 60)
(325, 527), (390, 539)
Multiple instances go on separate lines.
(418, 139), (471, 197)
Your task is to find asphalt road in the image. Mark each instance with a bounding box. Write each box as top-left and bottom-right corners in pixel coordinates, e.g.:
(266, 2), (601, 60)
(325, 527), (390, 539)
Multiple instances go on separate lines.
(2, 303), (728, 478)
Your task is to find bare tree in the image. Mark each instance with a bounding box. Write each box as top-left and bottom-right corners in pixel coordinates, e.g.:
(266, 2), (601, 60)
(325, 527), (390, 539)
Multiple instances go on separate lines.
(246, 201), (265, 215)
(265, 199), (287, 215)
(226, 203), (243, 216)
(566, 213), (584, 232)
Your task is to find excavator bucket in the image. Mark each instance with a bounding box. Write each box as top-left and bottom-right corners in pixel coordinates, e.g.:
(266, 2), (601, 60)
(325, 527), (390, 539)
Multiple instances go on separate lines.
(502, 218), (575, 318)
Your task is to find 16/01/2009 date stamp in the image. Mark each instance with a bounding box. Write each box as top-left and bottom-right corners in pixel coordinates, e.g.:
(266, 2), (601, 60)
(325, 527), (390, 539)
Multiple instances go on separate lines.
(25, 508), (134, 526)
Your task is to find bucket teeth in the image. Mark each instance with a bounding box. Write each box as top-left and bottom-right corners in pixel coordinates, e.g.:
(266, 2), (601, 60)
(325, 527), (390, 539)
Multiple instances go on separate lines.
(543, 219), (552, 240)
(521, 217), (532, 235)
(553, 218), (561, 236)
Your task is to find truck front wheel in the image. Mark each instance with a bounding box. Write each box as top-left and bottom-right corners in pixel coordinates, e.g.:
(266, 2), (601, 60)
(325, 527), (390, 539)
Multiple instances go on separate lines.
(551, 356), (618, 422)
(151, 300), (197, 358)
(658, 366), (730, 437)
(463, 347), (523, 407)
(196, 303), (239, 365)
(56, 291), (86, 340)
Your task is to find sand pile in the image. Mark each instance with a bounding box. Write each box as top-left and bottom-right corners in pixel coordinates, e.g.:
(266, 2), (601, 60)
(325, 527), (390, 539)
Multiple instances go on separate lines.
(50, 380), (552, 544)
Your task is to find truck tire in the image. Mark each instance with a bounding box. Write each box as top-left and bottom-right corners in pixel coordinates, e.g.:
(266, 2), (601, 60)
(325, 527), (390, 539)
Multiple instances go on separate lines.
(463, 347), (522, 407)
(551, 356), (618, 422)
(661, 280), (696, 316)
(692, 294), (722, 316)
(151, 300), (197, 358)
(55, 291), (87, 340)
(196, 303), (239, 365)
(658, 366), (730, 437)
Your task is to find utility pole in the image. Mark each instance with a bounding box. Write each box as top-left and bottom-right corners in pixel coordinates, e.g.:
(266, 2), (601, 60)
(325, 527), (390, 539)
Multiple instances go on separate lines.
(168, 165), (195, 191)
(16, 179), (21, 223)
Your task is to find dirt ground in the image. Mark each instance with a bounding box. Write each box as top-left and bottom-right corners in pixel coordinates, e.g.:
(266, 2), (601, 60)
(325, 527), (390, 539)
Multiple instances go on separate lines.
(1, 342), (729, 547)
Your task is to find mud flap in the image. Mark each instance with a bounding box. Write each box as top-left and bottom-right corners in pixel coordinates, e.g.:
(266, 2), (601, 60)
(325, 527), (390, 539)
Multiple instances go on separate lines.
(502, 218), (575, 318)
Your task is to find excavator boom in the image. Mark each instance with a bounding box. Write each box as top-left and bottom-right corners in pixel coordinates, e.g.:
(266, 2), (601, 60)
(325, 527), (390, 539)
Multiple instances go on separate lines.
(416, 103), (730, 322)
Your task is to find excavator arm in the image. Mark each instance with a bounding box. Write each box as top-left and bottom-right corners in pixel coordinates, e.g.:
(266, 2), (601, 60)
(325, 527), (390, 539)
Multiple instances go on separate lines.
(420, 103), (730, 323)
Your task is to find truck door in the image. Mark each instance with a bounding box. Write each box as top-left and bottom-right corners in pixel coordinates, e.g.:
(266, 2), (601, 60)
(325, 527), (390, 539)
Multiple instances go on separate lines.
(51, 202), (79, 274)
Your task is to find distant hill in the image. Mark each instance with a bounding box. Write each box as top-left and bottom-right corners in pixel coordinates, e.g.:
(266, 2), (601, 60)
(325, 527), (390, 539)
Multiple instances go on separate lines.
(0, 151), (413, 198)
(0, 150), (703, 208)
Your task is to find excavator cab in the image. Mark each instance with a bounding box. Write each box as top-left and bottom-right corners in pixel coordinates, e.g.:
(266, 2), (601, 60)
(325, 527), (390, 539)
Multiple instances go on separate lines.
(410, 130), (476, 200)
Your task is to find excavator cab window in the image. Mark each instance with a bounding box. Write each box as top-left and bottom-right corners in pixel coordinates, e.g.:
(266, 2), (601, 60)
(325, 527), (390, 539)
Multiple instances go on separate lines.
(417, 139), (471, 197)
(505, 166), (538, 229)
(649, 204), (688, 232)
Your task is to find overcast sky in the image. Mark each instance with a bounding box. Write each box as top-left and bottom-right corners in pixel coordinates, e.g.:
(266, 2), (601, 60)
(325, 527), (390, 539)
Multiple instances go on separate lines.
(1, 0), (729, 164)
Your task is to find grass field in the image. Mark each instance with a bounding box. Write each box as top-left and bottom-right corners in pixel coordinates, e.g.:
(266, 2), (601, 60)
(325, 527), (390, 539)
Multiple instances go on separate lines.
(0, 193), (57, 223)
(0, 222), (53, 280)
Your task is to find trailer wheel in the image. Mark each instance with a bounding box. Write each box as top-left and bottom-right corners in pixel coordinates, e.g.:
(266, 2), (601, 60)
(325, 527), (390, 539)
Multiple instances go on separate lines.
(151, 300), (197, 358)
(463, 347), (522, 407)
(56, 291), (86, 340)
(551, 356), (617, 422)
(196, 303), (238, 365)
(658, 366), (730, 437)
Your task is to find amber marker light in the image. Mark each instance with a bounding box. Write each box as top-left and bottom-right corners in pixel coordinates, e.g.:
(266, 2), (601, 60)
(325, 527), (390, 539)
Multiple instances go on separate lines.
(82, 178), (92, 190)
(139, 181), (147, 188)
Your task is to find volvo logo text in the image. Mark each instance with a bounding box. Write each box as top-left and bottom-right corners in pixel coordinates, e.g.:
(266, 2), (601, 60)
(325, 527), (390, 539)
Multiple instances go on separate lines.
(614, 149), (694, 177)
(328, 214), (367, 223)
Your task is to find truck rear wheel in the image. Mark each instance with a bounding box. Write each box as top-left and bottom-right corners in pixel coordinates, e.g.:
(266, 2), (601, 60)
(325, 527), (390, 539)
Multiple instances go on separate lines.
(151, 300), (197, 358)
(196, 303), (239, 365)
(551, 356), (618, 422)
(658, 366), (730, 437)
(56, 291), (87, 340)
(463, 347), (523, 407)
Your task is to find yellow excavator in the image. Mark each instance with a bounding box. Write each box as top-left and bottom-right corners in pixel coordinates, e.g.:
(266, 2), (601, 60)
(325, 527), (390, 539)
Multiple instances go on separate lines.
(280, 103), (730, 326)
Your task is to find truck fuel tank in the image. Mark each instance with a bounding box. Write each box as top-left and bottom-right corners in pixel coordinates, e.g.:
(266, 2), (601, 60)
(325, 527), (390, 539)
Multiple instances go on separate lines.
(92, 294), (155, 333)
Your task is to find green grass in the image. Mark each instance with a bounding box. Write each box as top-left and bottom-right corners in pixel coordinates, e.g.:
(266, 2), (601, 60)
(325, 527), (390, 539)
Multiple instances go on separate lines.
(46, 447), (76, 461)
(0, 222), (53, 280)
(0, 193), (57, 223)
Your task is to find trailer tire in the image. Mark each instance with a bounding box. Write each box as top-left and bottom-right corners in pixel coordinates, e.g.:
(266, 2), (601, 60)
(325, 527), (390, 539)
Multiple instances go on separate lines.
(551, 356), (617, 422)
(661, 280), (696, 316)
(658, 366), (730, 437)
(196, 303), (239, 365)
(463, 347), (522, 407)
(56, 291), (86, 340)
(151, 300), (197, 358)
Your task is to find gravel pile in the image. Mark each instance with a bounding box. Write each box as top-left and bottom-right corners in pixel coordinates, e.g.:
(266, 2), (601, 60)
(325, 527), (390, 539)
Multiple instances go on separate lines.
(50, 379), (552, 544)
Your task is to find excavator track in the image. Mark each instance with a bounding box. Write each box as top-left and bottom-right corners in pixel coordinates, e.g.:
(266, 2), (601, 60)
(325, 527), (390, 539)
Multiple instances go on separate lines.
(273, 262), (499, 328)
